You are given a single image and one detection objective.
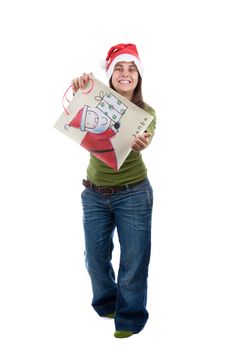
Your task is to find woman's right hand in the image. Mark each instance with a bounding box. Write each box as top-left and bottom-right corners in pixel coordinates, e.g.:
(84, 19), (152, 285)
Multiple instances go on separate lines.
(71, 73), (93, 94)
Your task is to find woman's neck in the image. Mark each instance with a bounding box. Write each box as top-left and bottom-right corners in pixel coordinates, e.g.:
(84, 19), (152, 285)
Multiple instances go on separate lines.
(118, 90), (133, 102)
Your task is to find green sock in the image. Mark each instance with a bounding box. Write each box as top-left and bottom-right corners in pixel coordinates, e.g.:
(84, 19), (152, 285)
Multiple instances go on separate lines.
(114, 330), (134, 338)
(102, 312), (116, 319)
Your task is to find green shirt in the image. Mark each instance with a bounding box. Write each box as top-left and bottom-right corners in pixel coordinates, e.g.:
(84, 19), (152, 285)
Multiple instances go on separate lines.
(86, 105), (156, 186)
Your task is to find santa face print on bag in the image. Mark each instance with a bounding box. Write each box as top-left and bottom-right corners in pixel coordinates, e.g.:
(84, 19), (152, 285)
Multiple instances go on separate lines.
(84, 108), (112, 134)
(64, 105), (120, 170)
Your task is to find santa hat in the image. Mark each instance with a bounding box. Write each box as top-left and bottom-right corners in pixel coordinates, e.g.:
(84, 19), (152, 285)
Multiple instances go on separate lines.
(64, 106), (87, 131)
(101, 43), (143, 80)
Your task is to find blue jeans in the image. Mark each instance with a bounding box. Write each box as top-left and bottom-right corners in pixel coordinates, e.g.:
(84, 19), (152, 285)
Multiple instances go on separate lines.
(81, 178), (153, 333)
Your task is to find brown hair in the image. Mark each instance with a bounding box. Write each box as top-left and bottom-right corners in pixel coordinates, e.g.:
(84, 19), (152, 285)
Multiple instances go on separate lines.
(109, 74), (147, 110)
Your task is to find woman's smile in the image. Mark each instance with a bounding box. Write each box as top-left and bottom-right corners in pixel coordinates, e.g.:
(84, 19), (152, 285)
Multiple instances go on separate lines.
(118, 79), (131, 84)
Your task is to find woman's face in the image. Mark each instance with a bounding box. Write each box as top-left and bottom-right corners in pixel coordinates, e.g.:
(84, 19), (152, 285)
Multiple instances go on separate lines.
(111, 61), (139, 100)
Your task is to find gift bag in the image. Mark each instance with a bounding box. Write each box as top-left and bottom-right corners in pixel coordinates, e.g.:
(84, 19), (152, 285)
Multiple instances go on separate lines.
(54, 77), (153, 170)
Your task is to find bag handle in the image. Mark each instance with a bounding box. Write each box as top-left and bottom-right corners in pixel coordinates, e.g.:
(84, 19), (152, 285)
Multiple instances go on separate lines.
(62, 85), (72, 115)
(62, 78), (94, 116)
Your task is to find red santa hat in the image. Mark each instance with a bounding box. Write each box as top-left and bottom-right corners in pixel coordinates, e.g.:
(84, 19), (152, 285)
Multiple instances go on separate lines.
(64, 106), (87, 131)
(101, 43), (143, 80)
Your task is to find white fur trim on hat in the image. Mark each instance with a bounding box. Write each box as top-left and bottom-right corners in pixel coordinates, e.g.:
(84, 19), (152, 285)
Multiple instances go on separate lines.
(106, 54), (143, 80)
(100, 59), (108, 70)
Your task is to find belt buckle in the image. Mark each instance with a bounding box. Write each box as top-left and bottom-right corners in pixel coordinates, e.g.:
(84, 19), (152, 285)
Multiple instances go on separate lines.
(98, 186), (114, 195)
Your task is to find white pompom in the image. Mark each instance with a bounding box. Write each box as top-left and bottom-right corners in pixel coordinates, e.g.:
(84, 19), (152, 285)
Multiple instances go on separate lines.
(100, 59), (107, 70)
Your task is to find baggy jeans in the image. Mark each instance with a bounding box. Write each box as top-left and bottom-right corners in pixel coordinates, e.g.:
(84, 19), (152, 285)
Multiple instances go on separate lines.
(81, 178), (153, 333)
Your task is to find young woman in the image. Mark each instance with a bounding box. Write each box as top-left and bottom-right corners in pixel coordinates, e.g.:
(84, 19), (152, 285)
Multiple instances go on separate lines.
(71, 43), (156, 338)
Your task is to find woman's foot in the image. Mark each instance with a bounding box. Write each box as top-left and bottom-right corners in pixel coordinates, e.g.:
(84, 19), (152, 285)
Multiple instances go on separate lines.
(102, 312), (116, 319)
(114, 330), (134, 338)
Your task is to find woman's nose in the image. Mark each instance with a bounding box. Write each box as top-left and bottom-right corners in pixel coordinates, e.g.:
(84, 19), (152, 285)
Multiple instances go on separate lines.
(122, 70), (129, 77)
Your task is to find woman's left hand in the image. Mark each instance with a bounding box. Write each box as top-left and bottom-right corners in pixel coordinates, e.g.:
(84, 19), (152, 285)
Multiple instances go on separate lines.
(132, 132), (152, 151)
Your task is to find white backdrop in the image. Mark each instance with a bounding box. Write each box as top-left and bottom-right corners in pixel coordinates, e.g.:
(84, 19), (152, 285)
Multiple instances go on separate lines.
(0, 0), (233, 349)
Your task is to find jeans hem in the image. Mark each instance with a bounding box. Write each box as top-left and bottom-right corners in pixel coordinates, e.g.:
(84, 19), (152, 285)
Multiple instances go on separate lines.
(114, 319), (147, 333)
(93, 302), (116, 317)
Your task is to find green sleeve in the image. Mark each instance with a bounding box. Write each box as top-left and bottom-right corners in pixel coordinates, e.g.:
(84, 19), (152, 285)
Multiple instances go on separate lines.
(144, 105), (156, 143)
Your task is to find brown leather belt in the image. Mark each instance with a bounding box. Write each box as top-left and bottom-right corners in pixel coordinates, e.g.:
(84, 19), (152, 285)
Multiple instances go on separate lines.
(82, 179), (144, 195)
